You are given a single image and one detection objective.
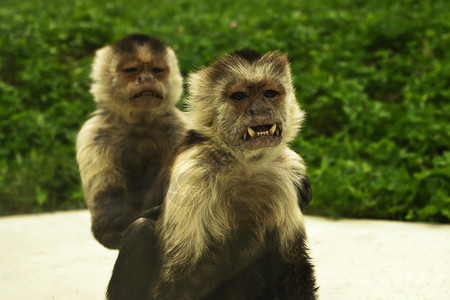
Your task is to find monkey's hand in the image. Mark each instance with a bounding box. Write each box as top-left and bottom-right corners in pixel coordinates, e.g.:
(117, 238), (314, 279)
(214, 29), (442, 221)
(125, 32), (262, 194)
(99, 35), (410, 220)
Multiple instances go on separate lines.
(107, 218), (158, 300)
(91, 204), (141, 250)
(297, 175), (313, 212)
(91, 215), (124, 249)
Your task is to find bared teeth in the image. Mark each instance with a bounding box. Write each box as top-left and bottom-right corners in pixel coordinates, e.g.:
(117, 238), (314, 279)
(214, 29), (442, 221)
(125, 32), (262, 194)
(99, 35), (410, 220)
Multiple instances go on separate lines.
(244, 124), (281, 140)
(268, 124), (276, 136)
(247, 127), (256, 138)
(257, 131), (269, 137)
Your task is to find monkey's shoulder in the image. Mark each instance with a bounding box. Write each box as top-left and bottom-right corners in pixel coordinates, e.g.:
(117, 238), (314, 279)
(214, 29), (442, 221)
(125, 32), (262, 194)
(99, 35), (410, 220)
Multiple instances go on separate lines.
(172, 145), (232, 176)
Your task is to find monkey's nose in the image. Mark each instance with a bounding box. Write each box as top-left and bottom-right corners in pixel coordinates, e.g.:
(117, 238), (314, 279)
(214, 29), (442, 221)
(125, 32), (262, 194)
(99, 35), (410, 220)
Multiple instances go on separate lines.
(138, 73), (155, 83)
(246, 107), (273, 118)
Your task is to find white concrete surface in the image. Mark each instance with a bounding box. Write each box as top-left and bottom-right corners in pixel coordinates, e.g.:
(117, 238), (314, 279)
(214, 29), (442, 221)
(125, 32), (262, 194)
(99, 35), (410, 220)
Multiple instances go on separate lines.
(0, 210), (449, 299)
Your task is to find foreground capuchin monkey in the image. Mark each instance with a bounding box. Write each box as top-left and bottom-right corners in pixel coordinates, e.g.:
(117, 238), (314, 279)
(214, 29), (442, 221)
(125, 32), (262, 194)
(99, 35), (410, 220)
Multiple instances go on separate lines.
(107, 49), (317, 299)
(76, 34), (186, 249)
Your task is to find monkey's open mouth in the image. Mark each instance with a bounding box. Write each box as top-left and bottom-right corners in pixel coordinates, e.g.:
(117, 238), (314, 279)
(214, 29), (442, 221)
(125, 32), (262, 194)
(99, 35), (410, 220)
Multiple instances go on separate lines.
(131, 90), (163, 100)
(242, 124), (282, 141)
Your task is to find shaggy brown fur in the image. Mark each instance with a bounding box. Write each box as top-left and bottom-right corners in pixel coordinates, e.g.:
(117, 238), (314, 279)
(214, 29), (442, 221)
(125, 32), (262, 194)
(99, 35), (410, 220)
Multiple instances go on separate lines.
(108, 49), (317, 299)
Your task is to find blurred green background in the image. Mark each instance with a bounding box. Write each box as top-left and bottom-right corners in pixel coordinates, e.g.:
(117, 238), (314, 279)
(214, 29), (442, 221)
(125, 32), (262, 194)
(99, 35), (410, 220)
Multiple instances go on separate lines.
(1, 0), (449, 222)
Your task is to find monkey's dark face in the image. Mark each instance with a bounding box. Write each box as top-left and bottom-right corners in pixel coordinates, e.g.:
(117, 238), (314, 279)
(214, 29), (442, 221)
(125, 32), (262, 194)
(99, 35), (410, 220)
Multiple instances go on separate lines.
(117, 57), (170, 108)
(220, 79), (286, 151)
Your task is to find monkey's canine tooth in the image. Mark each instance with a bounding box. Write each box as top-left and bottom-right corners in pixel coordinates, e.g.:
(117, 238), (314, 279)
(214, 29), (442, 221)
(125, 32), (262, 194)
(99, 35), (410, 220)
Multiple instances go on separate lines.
(274, 128), (279, 136)
(268, 124), (277, 136)
(247, 127), (256, 138)
(243, 132), (248, 140)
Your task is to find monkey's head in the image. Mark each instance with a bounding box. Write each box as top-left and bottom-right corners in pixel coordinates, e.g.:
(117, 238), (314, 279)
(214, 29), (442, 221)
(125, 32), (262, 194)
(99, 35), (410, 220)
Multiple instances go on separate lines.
(90, 34), (182, 114)
(187, 49), (304, 153)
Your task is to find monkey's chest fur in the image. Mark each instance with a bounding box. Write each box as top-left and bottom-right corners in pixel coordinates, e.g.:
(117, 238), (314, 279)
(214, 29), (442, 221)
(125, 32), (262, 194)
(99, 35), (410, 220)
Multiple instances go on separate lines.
(96, 117), (182, 203)
(157, 145), (305, 297)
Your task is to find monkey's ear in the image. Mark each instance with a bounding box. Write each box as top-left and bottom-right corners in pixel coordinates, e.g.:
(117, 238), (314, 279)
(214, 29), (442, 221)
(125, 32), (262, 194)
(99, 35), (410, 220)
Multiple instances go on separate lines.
(107, 218), (157, 300)
(273, 51), (289, 62)
(261, 51), (291, 80)
(276, 51), (292, 67)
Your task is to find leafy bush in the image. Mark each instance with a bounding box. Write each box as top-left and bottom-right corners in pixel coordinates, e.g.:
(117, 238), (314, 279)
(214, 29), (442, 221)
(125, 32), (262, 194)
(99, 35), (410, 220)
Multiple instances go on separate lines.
(0, 0), (448, 222)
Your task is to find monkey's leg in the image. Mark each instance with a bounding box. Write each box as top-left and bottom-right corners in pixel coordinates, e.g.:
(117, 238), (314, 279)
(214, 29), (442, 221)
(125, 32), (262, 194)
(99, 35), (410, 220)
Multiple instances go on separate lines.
(267, 243), (318, 300)
(107, 217), (157, 300)
(286, 258), (318, 300)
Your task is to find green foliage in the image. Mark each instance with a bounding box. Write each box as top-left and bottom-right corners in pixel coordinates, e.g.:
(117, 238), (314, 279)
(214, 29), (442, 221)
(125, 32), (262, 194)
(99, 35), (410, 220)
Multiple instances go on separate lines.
(1, 0), (449, 222)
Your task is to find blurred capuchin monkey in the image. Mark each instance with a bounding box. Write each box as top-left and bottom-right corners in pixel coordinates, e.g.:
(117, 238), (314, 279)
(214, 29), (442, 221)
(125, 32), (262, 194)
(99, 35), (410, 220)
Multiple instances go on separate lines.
(76, 34), (186, 249)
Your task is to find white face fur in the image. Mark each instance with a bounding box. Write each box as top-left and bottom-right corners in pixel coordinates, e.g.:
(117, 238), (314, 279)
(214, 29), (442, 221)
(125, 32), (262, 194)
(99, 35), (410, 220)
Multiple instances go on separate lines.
(89, 35), (183, 113)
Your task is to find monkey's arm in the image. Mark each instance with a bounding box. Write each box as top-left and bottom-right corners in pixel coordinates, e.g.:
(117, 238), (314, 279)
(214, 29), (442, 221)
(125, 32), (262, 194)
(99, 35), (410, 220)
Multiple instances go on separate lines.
(80, 156), (136, 249)
(77, 118), (139, 249)
(107, 218), (157, 300)
(272, 177), (317, 299)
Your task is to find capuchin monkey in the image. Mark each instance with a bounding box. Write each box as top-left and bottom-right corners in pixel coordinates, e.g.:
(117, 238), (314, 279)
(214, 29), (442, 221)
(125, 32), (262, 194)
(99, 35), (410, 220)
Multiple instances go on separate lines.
(107, 49), (317, 299)
(76, 34), (186, 249)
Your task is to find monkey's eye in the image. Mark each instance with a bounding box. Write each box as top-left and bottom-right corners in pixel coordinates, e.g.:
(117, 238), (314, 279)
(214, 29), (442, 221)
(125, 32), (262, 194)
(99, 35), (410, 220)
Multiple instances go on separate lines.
(263, 90), (278, 98)
(152, 67), (164, 74)
(230, 92), (248, 101)
(123, 67), (138, 73)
